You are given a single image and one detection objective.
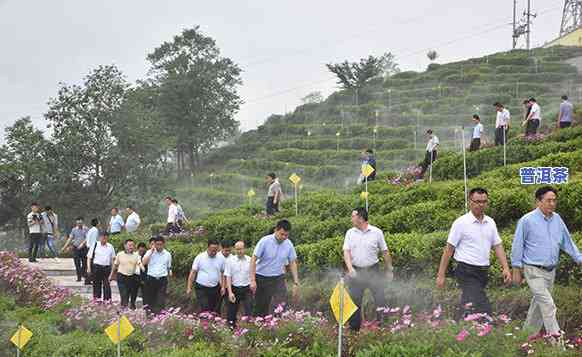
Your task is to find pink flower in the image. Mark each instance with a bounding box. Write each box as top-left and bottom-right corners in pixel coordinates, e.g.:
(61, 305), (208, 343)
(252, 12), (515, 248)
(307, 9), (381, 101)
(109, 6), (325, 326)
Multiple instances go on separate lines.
(456, 329), (470, 342)
(478, 324), (492, 337)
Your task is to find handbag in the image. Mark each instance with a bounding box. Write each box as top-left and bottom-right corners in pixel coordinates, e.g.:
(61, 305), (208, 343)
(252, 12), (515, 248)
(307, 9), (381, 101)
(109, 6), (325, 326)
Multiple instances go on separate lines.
(87, 241), (98, 282)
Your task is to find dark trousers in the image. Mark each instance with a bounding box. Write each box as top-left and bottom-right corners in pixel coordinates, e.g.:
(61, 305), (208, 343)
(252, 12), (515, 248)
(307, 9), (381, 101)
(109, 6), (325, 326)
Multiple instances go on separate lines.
(419, 150), (437, 176)
(165, 222), (181, 234)
(28, 233), (42, 262)
(266, 197), (279, 215)
(72, 246), (88, 279)
(195, 283), (221, 313)
(455, 262), (491, 316)
(254, 274), (286, 317)
(525, 119), (540, 136)
(494, 126), (508, 146)
(227, 286), (252, 327)
(92, 264), (112, 300)
(347, 264), (387, 331)
(469, 138), (481, 152)
(144, 276), (167, 315)
(559, 121), (571, 129)
(117, 274), (139, 309)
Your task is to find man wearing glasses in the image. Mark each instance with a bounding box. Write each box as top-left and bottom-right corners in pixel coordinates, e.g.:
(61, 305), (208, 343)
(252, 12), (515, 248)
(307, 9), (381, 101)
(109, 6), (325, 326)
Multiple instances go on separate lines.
(436, 187), (511, 317)
(511, 186), (582, 343)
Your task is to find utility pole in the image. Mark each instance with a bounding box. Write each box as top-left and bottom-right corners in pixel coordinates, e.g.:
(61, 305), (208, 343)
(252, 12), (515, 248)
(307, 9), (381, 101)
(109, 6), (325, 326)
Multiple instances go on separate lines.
(526, 0), (531, 51)
(513, 0), (518, 49)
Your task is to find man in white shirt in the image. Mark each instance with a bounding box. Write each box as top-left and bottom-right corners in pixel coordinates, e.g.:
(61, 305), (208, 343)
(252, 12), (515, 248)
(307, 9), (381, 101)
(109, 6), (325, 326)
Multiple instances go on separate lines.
(265, 173), (282, 216)
(87, 231), (116, 301)
(186, 239), (225, 313)
(469, 115), (484, 152)
(27, 202), (44, 263)
(142, 236), (172, 315)
(343, 208), (394, 331)
(164, 196), (179, 234)
(494, 102), (511, 146)
(436, 187), (511, 317)
(108, 208), (124, 235)
(224, 240), (252, 327)
(419, 129), (439, 178)
(125, 206), (141, 233)
(524, 98), (541, 136)
(216, 239), (233, 313)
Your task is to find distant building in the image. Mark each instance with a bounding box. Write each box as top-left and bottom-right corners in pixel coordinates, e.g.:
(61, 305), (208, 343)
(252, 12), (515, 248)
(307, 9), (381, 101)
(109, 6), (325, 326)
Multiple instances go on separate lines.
(544, 27), (582, 48)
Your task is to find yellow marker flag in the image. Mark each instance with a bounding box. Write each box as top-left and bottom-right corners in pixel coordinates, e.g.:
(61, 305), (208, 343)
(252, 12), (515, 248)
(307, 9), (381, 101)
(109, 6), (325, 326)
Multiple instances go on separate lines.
(289, 173), (301, 186)
(360, 191), (369, 200)
(247, 189), (256, 198)
(361, 164), (375, 178)
(329, 282), (358, 325)
(105, 316), (134, 344)
(10, 325), (33, 350)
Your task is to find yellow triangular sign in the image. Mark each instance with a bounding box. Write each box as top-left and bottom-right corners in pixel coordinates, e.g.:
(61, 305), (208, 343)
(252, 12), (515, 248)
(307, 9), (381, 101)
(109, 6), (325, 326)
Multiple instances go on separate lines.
(247, 189), (256, 198)
(10, 325), (33, 350)
(360, 191), (369, 200)
(105, 316), (134, 344)
(289, 173), (301, 186)
(362, 164), (375, 178)
(329, 282), (358, 325)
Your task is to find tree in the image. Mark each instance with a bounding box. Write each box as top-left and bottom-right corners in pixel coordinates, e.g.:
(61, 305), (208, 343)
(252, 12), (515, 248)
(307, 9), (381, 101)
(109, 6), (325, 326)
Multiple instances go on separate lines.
(147, 27), (243, 176)
(301, 91), (324, 105)
(0, 117), (50, 227)
(44, 65), (129, 211)
(427, 50), (439, 62)
(326, 53), (398, 105)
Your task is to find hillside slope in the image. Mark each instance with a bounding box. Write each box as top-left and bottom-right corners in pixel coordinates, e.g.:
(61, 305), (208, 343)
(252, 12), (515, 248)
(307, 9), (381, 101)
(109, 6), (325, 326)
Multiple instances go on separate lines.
(177, 46), (582, 218)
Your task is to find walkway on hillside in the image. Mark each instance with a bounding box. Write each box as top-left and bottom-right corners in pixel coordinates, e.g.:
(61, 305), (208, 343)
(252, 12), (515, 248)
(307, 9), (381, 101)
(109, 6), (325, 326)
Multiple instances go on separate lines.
(21, 258), (141, 306)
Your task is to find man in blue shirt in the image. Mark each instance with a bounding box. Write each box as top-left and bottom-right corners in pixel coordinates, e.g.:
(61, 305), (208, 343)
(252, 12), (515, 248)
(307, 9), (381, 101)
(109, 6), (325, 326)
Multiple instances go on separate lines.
(108, 207), (124, 235)
(142, 235), (172, 315)
(250, 220), (300, 316)
(557, 95), (573, 129)
(469, 114), (484, 152)
(511, 186), (582, 341)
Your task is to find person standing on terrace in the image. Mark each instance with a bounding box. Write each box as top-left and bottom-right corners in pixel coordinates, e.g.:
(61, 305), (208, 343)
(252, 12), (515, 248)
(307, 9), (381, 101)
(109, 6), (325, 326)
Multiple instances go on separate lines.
(265, 173), (282, 216)
(469, 114), (484, 152)
(418, 129), (439, 178)
(557, 95), (573, 129)
(494, 102), (510, 146)
(436, 187), (511, 318)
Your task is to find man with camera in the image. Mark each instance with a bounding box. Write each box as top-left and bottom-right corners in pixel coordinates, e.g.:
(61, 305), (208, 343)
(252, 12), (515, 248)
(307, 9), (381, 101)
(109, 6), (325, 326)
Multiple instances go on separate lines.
(27, 202), (44, 263)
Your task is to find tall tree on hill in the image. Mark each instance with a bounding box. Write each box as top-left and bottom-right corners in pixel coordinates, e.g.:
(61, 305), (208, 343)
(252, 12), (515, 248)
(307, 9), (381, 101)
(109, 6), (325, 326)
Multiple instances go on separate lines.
(326, 53), (399, 104)
(147, 26), (243, 177)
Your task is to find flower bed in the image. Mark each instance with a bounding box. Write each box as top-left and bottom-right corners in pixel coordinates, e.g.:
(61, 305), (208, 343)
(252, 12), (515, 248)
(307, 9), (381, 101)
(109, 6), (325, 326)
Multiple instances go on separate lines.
(0, 251), (72, 310)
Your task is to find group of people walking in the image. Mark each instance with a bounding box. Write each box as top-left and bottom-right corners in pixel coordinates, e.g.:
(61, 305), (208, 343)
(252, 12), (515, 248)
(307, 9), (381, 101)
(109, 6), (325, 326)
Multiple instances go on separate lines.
(185, 220), (299, 327)
(417, 95), (575, 179)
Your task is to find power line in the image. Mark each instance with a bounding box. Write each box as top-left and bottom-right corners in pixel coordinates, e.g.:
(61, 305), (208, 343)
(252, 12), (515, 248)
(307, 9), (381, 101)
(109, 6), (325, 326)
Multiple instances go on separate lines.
(244, 5), (562, 106)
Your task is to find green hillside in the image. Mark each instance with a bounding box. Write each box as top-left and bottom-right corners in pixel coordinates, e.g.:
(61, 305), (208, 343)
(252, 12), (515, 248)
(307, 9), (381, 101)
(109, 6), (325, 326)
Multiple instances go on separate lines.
(117, 125), (582, 285)
(177, 46), (582, 219)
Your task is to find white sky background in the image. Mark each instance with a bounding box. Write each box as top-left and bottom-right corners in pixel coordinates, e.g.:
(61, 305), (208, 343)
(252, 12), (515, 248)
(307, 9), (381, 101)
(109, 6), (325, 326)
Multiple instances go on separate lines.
(0, 0), (566, 141)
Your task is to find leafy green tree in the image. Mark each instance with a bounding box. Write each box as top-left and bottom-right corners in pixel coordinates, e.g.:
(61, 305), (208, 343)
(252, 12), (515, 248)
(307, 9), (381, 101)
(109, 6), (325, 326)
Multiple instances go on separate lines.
(0, 117), (50, 227)
(326, 52), (399, 91)
(44, 65), (128, 211)
(147, 26), (243, 176)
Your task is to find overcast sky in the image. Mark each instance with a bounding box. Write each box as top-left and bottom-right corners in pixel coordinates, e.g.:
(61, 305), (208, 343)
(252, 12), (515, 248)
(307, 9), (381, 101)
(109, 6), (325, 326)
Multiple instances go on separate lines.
(0, 0), (566, 140)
